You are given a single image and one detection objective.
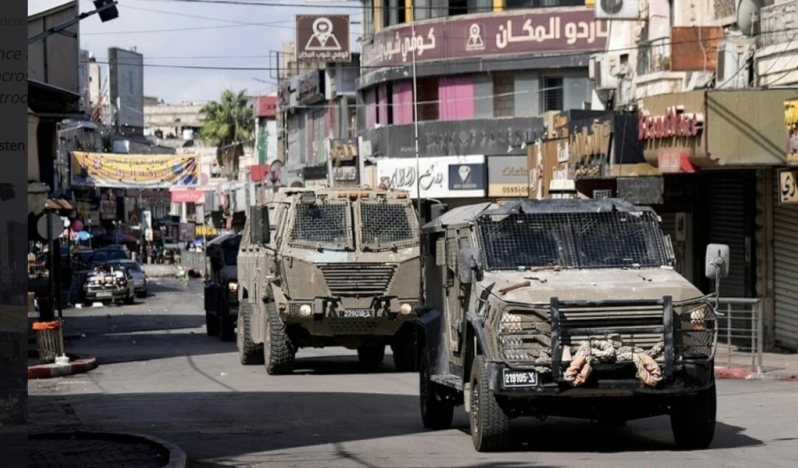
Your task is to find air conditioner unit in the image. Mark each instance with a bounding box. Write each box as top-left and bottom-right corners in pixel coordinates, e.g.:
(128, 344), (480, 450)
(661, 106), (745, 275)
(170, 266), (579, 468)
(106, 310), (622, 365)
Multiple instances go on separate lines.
(715, 40), (752, 89)
(595, 0), (641, 20)
(593, 55), (620, 91)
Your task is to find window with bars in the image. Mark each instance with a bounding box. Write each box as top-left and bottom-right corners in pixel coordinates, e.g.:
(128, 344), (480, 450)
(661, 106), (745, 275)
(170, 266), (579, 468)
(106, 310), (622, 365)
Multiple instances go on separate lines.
(359, 202), (417, 249)
(541, 76), (564, 113)
(476, 210), (670, 270)
(290, 202), (352, 250)
(492, 71), (514, 117)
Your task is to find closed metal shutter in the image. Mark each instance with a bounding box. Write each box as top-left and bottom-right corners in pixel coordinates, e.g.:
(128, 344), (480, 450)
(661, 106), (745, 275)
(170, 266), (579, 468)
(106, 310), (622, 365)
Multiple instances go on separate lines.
(774, 172), (798, 350)
(706, 175), (748, 298)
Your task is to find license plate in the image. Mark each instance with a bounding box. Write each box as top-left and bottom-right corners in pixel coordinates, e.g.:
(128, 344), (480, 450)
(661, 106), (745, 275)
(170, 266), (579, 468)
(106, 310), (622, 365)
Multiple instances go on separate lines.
(502, 369), (539, 388)
(96, 291), (113, 298)
(341, 309), (372, 318)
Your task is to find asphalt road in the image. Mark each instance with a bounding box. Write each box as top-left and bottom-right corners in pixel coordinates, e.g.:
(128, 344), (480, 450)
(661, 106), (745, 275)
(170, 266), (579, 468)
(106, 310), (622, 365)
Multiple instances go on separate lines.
(28, 278), (798, 468)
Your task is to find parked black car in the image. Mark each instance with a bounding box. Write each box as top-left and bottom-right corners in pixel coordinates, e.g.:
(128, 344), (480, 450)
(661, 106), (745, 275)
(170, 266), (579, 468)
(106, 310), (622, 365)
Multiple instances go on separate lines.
(204, 233), (241, 342)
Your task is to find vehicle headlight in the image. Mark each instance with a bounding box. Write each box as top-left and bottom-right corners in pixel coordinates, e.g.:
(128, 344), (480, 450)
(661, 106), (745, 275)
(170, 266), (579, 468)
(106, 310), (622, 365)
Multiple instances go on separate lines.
(399, 303), (413, 315)
(228, 282), (238, 292)
(500, 313), (523, 334)
(299, 304), (312, 317)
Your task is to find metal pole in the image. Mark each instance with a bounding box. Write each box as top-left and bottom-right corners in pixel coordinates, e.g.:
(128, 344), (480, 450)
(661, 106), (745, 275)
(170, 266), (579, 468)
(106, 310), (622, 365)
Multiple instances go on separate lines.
(45, 212), (55, 322)
(411, 21), (423, 306)
(55, 237), (63, 319)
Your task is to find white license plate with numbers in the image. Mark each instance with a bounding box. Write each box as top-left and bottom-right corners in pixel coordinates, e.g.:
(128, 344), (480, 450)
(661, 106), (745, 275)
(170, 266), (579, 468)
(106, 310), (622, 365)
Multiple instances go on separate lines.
(502, 369), (539, 387)
(341, 309), (372, 318)
(96, 291), (113, 298)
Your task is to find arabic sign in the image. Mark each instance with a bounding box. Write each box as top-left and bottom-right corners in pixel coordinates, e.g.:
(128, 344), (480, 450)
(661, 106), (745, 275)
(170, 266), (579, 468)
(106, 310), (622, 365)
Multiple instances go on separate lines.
(297, 70), (325, 105)
(376, 155), (485, 199)
(296, 15), (351, 63)
(362, 9), (607, 68)
(487, 156), (528, 197)
(329, 138), (358, 162)
(779, 169), (798, 204)
(787, 98), (798, 164)
(71, 152), (200, 188)
(171, 189), (205, 204)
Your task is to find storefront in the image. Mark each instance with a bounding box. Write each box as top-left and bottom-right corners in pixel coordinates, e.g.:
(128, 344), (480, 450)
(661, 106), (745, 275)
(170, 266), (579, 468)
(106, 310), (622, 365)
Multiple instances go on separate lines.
(774, 168), (798, 349)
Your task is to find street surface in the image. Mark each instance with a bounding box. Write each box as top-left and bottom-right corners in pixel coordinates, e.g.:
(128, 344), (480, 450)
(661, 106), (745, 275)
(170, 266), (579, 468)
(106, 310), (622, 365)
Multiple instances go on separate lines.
(29, 278), (798, 468)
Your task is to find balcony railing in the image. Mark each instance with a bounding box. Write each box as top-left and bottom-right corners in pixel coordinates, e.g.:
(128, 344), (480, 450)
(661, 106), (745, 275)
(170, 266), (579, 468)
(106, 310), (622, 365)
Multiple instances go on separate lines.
(759, 0), (798, 48)
(636, 39), (671, 76)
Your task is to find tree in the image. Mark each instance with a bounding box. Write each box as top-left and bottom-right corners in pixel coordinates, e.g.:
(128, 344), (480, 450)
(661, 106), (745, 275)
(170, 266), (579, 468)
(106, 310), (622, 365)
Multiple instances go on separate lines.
(200, 89), (254, 178)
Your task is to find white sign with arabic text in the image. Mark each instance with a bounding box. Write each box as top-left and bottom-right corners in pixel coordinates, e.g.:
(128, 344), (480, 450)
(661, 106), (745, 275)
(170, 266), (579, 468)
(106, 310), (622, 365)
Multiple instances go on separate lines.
(376, 155), (485, 199)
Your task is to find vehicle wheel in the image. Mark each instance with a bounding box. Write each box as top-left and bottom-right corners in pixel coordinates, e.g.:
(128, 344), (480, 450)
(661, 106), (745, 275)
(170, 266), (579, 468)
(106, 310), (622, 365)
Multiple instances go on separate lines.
(419, 346), (453, 429)
(392, 328), (417, 372)
(263, 301), (295, 375)
(357, 344), (385, 367)
(670, 382), (717, 450)
(219, 314), (236, 342)
(470, 355), (511, 452)
(205, 310), (220, 337)
(237, 301), (264, 365)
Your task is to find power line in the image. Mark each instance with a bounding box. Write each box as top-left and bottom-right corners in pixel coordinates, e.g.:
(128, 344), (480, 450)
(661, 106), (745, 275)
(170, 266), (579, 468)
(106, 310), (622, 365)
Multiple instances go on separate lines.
(88, 29), (793, 71)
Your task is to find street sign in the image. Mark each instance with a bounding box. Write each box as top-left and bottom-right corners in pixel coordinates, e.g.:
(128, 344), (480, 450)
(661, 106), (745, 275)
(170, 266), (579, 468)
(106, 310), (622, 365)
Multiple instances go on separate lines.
(295, 15), (351, 63)
(37, 213), (63, 241)
(779, 169), (798, 204)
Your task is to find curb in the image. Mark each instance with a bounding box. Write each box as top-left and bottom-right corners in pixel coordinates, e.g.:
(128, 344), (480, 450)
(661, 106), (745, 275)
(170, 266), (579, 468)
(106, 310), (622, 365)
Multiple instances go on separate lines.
(714, 367), (798, 382)
(28, 356), (98, 380)
(29, 431), (187, 468)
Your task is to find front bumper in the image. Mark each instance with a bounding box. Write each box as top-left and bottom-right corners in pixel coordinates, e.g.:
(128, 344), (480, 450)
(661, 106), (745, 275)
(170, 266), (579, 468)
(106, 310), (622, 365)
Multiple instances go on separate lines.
(84, 287), (128, 302)
(488, 359), (714, 397)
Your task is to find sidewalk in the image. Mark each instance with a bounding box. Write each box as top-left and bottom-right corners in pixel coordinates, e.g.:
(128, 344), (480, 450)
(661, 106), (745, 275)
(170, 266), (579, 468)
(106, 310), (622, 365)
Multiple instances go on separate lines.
(714, 344), (798, 381)
(28, 395), (186, 468)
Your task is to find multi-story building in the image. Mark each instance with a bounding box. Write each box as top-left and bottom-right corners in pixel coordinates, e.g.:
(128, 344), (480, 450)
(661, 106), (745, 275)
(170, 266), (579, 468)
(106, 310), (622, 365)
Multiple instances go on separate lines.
(586, 0), (798, 350)
(357, 0), (607, 214)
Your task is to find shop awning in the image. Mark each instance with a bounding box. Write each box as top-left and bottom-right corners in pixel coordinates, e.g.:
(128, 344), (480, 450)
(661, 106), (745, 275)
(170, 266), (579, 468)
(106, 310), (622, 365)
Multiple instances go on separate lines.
(28, 79), (80, 115)
(44, 198), (74, 211)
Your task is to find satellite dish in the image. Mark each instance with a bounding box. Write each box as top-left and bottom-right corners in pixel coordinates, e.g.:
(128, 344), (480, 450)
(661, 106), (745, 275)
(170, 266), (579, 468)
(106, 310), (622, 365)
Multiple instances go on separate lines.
(737, 0), (763, 36)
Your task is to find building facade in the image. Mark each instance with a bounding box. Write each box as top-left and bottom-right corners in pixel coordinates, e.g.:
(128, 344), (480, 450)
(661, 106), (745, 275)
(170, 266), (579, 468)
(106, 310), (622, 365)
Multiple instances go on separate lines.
(357, 1), (607, 216)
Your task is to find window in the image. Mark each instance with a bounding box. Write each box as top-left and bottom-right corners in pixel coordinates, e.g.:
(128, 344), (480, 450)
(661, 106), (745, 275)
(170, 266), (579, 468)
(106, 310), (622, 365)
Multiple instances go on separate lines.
(417, 77), (439, 121)
(384, 0), (407, 27)
(505, 0), (583, 9)
(414, 0), (431, 20)
(541, 76), (564, 112)
(492, 71), (514, 117)
(290, 202), (351, 250)
(468, 0), (492, 13)
(363, 0), (374, 38)
(450, 0), (468, 16)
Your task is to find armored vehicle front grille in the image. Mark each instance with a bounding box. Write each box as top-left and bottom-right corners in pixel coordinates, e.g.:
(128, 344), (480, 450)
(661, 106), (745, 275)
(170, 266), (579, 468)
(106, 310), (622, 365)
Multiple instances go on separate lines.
(329, 319), (381, 335)
(499, 307), (666, 365)
(319, 263), (396, 296)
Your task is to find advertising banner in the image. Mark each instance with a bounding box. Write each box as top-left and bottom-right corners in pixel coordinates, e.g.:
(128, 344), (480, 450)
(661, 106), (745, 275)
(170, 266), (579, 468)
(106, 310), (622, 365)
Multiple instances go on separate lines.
(71, 152), (199, 188)
(376, 155), (485, 199)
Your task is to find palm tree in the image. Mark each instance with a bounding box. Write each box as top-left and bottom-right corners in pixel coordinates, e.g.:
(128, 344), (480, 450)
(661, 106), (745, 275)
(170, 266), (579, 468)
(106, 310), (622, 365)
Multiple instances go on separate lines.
(200, 89), (255, 178)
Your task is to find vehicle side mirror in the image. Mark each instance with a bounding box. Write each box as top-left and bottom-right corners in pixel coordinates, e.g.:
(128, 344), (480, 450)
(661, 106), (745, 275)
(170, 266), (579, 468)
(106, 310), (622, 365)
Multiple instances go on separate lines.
(457, 247), (483, 284)
(705, 243), (730, 279)
(249, 205), (271, 245)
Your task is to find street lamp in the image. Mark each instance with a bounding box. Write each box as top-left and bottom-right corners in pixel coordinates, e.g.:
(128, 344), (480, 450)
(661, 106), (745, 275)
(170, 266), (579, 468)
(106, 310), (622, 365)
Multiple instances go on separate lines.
(28, 0), (120, 45)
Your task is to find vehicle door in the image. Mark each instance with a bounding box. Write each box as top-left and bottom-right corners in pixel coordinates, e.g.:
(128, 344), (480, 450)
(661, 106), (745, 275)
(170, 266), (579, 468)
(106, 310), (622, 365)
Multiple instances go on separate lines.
(443, 228), (467, 366)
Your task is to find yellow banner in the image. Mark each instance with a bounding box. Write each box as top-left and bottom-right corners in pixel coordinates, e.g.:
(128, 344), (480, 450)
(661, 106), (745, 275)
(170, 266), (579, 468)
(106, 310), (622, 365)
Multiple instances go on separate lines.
(71, 151), (199, 188)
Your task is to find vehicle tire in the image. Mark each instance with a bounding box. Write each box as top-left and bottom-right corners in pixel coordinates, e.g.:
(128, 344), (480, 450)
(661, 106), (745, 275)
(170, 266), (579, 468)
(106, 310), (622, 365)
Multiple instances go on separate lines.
(219, 314), (236, 342)
(392, 328), (417, 372)
(419, 346), (453, 430)
(670, 382), (717, 450)
(470, 355), (511, 452)
(357, 344), (385, 367)
(205, 310), (220, 337)
(263, 301), (295, 375)
(237, 301), (264, 365)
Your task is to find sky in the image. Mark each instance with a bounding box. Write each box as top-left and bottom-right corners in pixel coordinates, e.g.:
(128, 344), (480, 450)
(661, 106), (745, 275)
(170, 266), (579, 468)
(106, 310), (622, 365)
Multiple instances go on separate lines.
(29, 0), (362, 103)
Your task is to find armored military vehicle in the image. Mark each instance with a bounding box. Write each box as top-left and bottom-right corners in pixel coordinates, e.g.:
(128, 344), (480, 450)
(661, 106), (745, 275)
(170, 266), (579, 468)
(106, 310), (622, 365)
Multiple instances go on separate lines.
(204, 233), (242, 341)
(236, 186), (420, 374)
(417, 196), (726, 452)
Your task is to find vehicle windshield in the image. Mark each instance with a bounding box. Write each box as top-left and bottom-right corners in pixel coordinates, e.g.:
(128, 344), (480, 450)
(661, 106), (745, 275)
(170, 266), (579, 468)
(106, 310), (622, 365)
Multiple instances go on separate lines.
(289, 201), (351, 251)
(477, 210), (671, 270)
(91, 250), (128, 263)
(109, 260), (141, 272)
(359, 201), (417, 250)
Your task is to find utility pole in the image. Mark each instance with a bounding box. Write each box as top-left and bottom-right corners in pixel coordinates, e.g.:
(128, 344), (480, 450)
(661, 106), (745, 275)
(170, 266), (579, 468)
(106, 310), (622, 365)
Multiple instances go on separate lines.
(411, 21), (423, 306)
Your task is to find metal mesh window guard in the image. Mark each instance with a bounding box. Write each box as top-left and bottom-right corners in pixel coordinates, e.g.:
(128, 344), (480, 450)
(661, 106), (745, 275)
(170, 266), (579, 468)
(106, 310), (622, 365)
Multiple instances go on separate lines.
(477, 211), (670, 270)
(290, 202), (351, 250)
(359, 202), (417, 249)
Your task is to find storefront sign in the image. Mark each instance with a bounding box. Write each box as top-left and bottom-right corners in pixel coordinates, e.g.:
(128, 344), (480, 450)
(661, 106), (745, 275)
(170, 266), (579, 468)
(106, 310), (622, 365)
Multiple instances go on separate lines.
(362, 9), (607, 68)
(448, 163), (486, 191)
(487, 156), (528, 197)
(329, 138), (358, 162)
(779, 169), (798, 204)
(171, 189), (205, 204)
(376, 155), (485, 199)
(297, 70), (325, 105)
(333, 166), (357, 182)
(638, 107), (704, 140)
(639, 91), (707, 171)
(302, 165), (328, 181)
(295, 15), (351, 63)
(786, 98), (798, 164)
